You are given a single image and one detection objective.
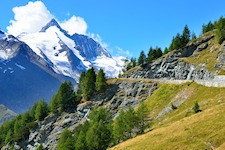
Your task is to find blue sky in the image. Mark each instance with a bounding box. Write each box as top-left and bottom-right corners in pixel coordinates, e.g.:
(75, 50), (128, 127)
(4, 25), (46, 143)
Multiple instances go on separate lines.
(1, 0), (225, 58)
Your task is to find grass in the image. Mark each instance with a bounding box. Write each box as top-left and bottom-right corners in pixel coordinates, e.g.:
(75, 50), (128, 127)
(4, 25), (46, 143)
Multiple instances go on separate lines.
(110, 82), (225, 150)
(111, 103), (225, 150)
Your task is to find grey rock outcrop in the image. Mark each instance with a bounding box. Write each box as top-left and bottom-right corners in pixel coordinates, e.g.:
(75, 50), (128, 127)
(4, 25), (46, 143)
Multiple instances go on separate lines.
(125, 35), (214, 80)
(6, 79), (158, 150)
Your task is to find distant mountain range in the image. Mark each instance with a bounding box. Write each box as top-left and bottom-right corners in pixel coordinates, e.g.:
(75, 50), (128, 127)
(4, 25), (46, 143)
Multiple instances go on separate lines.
(0, 104), (17, 125)
(0, 19), (125, 113)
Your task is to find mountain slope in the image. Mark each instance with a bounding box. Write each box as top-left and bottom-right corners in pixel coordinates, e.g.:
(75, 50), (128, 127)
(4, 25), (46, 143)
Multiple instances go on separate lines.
(0, 30), (68, 113)
(19, 19), (124, 80)
(125, 33), (219, 80)
(110, 82), (225, 150)
(0, 104), (17, 125)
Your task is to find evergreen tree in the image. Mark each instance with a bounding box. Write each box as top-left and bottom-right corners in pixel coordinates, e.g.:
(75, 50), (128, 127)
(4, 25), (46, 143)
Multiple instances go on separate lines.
(57, 81), (76, 111)
(191, 32), (197, 40)
(75, 131), (86, 150)
(138, 50), (146, 66)
(49, 94), (58, 113)
(77, 72), (86, 94)
(130, 57), (137, 68)
(193, 101), (200, 113)
(57, 129), (74, 150)
(35, 99), (48, 121)
(215, 16), (225, 44)
(136, 104), (149, 133)
(155, 47), (162, 58)
(182, 25), (191, 46)
(124, 107), (137, 138)
(86, 108), (112, 150)
(82, 67), (96, 100)
(147, 47), (154, 63)
(163, 47), (169, 55)
(113, 107), (137, 142)
(169, 33), (182, 51)
(4, 129), (12, 144)
(202, 21), (215, 34)
(96, 68), (107, 92)
(113, 109), (126, 143)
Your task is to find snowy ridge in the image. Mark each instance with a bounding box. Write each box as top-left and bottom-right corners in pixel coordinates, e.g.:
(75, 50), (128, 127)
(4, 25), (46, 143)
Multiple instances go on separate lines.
(0, 30), (6, 39)
(18, 19), (124, 80)
(92, 56), (125, 77)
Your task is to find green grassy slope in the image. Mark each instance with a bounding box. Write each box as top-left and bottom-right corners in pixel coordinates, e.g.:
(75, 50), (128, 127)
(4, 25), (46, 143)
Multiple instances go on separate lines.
(110, 82), (225, 150)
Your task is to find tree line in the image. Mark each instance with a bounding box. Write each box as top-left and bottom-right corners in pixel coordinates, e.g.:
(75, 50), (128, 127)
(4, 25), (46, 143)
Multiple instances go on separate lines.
(0, 67), (108, 148)
(122, 16), (225, 74)
(57, 104), (149, 150)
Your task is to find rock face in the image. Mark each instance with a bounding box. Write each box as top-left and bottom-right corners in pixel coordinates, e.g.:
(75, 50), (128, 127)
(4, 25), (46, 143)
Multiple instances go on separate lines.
(5, 79), (158, 150)
(125, 35), (214, 80)
(0, 104), (17, 125)
(0, 33), (72, 113)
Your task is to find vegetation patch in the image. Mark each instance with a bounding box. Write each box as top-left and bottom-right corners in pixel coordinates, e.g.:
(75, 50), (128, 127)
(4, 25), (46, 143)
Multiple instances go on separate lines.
(110, 82), (225, 150)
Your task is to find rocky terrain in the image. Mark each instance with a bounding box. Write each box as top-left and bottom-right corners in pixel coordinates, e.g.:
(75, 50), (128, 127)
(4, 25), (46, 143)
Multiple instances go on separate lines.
(125, 34), (215, 80)
(1, 79), (158, 150)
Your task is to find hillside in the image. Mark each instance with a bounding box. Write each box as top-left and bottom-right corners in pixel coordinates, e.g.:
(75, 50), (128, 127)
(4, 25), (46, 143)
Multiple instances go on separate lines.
(125, 31), (225, 80)
(110, 82), (225, 150)
(2, 15), (225, 150)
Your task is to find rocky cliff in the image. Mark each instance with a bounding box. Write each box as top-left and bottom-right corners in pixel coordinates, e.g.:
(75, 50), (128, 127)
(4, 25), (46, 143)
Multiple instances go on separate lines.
(2, 79), (158, 150)
(125, 34), (216, 80)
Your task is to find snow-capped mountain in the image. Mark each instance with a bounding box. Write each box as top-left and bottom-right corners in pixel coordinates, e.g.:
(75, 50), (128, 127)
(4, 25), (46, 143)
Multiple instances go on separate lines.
(19, 19), (124, 81)
(0, 29), (73, 113)
(0, 19), (124, 113)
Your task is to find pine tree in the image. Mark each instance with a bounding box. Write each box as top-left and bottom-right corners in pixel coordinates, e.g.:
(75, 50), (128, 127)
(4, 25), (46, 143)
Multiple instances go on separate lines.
(124, 107), (137, 138)
(57, 81), (76, 111)
(82, 67), (96, 100)
(77, 72), (86, 94)
(215, 16), (225, 44)
(130, 57), (137, 68)
(49, 94), (58, 113)
(138, 50), (146, 66)
(163, 47), (169, 55)
(191, 32), (197, 40)
(193, 101), (200, 113)
(155, 47), (162, 58)
(35, 99), (48, 121)
(182, 25), (190, 46)
(136, 104), (149, 133)
(75, 131), (86, 150)
(57, 129), (74, 150)
(86, 108), (112, 150)
(96, 68), (107, 92)
(4, 129), (12, 144)
(147, 47), (154, 63)
(202, 21), (215, 34)
(113, 109), (126, 143)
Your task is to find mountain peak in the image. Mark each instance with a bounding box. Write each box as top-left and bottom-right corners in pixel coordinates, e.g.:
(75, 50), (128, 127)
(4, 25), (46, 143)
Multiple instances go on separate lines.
(0, 29), (6, 39)
(40, 18), (67, 34)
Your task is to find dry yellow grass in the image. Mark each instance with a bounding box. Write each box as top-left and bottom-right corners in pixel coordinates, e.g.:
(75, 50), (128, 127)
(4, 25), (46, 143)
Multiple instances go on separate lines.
(110, 82), (225, 150)
(110, 103), (225, 150)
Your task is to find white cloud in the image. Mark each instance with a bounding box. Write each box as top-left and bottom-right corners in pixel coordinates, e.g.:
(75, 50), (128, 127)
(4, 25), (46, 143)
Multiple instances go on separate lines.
(88, 33), (109, 49)
(7, 1), (54, 36)
(115, 47), (132, 57)
(60, 16), (87, 35)
(7, 1), (88, 36)
(6, 1), (129, 58)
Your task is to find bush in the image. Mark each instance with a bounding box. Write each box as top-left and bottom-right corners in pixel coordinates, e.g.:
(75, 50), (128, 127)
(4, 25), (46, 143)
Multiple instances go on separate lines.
(192, 101), (201, 113)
